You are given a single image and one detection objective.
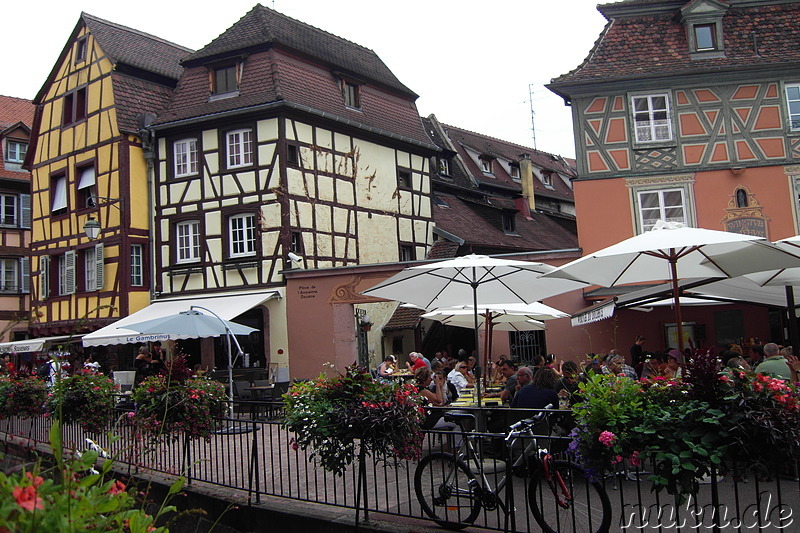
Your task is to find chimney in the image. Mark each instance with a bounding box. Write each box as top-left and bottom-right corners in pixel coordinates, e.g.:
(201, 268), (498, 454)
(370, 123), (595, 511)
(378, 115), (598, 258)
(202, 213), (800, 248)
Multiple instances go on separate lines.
(518, 153), (536, 213)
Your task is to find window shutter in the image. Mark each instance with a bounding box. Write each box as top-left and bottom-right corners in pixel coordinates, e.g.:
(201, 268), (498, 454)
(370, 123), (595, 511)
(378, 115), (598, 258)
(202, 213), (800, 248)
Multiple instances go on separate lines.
(20, 257), (29, 293)
(65, 250), (76, 295)
(95, 243), (104, 291)
(20, 194), (31, 229)
(40, 256), (49, 299)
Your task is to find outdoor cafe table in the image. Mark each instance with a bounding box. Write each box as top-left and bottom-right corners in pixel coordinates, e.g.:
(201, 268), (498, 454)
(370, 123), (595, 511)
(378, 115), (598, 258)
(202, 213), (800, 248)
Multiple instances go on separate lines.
(245, 385), (275, 419)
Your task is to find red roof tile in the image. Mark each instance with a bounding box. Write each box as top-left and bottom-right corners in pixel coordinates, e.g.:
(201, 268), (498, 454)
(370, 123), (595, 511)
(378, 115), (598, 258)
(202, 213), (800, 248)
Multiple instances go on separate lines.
(383, 305), (425, 331)
(0, 96), (34, 131)
(550, 2), (800, 88)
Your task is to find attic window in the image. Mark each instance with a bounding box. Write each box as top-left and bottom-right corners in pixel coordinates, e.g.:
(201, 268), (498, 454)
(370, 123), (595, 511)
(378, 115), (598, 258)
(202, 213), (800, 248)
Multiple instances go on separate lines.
(501, 214), (516, 234)
(694, 24), (717, 51)
(480, 158), (493, 174)
(75, 38), (88, 63)
(212, 64), (240, 97)
(438, 159), (450, 175)
(433, 195), (449, 208)
(343, 81), (361, 109)
(680, 1), (727, 57)
(541, 172), (553, 187)
(510, 165), (520, 181)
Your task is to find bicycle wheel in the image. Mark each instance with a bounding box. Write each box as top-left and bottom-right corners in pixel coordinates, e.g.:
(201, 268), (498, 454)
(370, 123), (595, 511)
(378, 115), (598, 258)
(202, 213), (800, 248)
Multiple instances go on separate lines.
(529, 460), (611, 533)
(414, 452), (482, 530)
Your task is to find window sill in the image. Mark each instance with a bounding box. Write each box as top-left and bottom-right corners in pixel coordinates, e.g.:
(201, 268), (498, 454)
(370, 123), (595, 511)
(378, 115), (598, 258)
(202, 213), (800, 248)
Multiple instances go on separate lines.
(223, 260), (259, 270)
(167, 266), (203, 277)
(689, 50), (725, 60)
(209, 91), (239, 102)
(632, 140), (677, 151)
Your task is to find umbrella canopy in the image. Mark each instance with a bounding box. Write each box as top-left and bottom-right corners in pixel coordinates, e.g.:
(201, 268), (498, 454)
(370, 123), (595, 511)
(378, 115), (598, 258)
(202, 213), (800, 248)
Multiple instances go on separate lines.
(420, 308), (548, 332)
(543, 220), (800, 349)
(121, 309), (256, 339)
(362, 254), (585, 310)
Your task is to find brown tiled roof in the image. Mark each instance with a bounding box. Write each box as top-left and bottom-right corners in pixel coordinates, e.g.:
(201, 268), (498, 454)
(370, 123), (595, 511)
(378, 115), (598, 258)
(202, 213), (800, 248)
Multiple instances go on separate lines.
(441, 124), (575, 203)
(0, 96), (34, 131)
(112, 74), (180, 134)
(383, 305), (425, 331)
(550, 2), (800, 88)
(427, 239), (460, 259)
(156, 26), (432, 147)
(183, 5), (416, 98)
(83, 13), (192, 81)
(433, 193), (578, 253)
(0, 96), (33, 180)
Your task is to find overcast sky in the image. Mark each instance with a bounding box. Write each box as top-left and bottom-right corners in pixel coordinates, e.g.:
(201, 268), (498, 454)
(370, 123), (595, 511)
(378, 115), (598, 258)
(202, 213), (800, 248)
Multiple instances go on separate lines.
(5, 0), (609, 159)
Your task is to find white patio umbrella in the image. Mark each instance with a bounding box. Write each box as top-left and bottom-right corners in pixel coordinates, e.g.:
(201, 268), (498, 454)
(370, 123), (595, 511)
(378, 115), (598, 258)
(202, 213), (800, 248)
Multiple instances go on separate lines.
(123, 306), (257, 420)
(543, 220), (800, 350)
(362, 255), (585, 398)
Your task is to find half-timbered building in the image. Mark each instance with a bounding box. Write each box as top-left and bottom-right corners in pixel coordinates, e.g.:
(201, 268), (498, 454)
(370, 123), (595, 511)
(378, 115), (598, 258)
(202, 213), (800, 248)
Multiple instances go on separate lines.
(547, 0), (800, 351)
(0, 96), (34, 346)
(26, 14), (191, 368)
(148, 5), (437, 375)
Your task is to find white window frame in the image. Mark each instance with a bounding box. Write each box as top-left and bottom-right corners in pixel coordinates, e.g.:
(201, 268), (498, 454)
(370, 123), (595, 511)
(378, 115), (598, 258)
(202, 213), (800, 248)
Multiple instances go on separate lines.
(52, 175), (68, 212)
(785, 83), (800, 132)
(229, 213), (256, 257)
(226, 129), (253, 168)
(176, 221), (201, 263)
(631, 93), (673, 143)
(439, 159), (450, 175)
(510, 165), (520, 180)
(131, 244), (144, 286)
(0, 259), (18, 292)
(85, 246), (96, 292)
(5, 140), (27, 163)
(0, 194), (17, 226)
(480, 158), (492, 173)
(174, 138), (199, 177)
(637, 188), (688, 232)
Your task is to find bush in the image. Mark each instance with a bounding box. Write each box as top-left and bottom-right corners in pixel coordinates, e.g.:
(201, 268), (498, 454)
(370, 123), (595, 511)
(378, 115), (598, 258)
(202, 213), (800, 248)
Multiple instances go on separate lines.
(0, 376), (47, 419)
(47, 369), (118, 434)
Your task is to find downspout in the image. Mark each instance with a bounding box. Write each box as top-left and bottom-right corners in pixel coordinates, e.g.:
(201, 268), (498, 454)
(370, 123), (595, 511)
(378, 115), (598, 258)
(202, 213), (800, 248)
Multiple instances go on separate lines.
(138, 120), (157, 303)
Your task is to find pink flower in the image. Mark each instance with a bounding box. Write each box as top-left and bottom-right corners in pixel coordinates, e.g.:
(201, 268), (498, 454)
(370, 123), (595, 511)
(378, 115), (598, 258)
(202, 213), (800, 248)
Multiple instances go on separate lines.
(718, 374), (731, 383)
(629, 451), (641, 467)
(611, 455), (623, 465)
(598, 431), (617, 447)
(12, 486), (43, 511)
(24, 472), (43, 487)
(107, 480), (126, 495)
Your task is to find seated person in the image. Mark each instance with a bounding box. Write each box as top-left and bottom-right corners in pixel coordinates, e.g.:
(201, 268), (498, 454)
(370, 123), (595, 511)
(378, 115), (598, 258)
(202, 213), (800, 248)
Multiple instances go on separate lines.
(430, 369), (458, 405)
(447, 361), (472, 395)
(377, 355), (397, 377)
(484, 360), (517, 404)
(406, 352), (428, 372)
(512, 367), (559, 409)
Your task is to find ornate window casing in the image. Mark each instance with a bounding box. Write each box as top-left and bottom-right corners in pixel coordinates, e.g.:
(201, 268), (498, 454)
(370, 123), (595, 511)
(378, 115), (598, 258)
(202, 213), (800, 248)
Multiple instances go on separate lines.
(630, 93), (673, 144)
(176, 220), (201, 263)
(626, 174), (696, 234)
(680, 0), (727, 58)
(174, 138), (199, 177)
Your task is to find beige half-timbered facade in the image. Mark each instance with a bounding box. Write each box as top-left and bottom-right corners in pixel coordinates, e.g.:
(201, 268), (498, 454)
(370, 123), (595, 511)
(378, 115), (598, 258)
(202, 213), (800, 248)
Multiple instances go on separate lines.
(151, 6), (437, 374)
(26, 14), (190, 366)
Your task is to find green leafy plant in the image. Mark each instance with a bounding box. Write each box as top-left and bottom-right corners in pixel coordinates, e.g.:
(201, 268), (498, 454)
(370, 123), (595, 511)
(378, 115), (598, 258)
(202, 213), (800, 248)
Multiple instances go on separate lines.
(131, 355), (228, 443)
(0, 421), (181, 532)
(47, 369), (119, 434)
(283, 365), (425, 476)
(569, 353), (800, 498)
(0, 376), (47, 419)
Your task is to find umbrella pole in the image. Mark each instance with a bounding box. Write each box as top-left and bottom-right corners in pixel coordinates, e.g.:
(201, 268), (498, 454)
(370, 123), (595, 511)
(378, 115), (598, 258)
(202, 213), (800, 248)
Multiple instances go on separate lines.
(471, 280), (482, 407)
(786, 286), (799, 358)
(670, 258), (685, 353)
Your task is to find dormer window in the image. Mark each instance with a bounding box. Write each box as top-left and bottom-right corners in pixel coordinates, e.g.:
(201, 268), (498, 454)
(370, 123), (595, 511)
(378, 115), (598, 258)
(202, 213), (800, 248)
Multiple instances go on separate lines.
(541, 171), (553, 187)
(480, 158), (492, 174)
(211, 64), (240, 99)
(342, 81), (361, 109)
(680, 0), (727, 57)
(510, 165), (520, 181)
(501, 213), (516, 234)
(438, 158), (450, 175)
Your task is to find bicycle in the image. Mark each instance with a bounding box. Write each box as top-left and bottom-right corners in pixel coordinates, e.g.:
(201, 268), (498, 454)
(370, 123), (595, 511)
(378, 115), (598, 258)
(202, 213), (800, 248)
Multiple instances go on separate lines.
(414, 409), (611, 532)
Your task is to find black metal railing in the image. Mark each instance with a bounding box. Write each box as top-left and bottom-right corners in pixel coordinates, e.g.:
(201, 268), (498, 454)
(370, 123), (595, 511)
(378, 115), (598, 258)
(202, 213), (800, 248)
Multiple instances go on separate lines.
(1, 403), (798, 532)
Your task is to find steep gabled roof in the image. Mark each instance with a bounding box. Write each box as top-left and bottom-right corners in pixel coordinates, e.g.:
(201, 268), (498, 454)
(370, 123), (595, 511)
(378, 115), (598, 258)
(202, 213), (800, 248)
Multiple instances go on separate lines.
(82, 14), (192, 81)
(435, 123), (575, 203)
(432, 193), (578, 253)
(0, 96), (34, 131)
(154, 7), (432, 148)
(182, 4), (416, 98)
(549, 1), (800, 91)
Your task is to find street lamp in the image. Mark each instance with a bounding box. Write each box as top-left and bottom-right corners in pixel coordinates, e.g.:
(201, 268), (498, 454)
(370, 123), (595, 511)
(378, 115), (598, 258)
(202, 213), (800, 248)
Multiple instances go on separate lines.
(83, 217), (101, 240)
(82, 195), (123, 240)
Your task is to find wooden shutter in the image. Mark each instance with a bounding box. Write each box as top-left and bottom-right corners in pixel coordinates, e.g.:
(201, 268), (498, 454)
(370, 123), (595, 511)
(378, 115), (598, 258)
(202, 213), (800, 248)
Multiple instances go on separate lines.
(94, 243), (104, 291)
(65, 251), (76, 295)
(40, 256), (49, 299)
(19, 194), (31, 229)
(20, 257), (29, 293)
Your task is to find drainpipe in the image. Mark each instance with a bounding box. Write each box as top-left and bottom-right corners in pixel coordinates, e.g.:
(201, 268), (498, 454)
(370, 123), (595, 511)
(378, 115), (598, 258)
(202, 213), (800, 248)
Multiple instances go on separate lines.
(138, 117), (157, 303)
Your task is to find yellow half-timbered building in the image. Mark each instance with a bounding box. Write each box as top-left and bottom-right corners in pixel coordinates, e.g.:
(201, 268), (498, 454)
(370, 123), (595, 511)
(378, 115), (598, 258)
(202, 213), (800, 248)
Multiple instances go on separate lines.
(26, 14), (190, 367)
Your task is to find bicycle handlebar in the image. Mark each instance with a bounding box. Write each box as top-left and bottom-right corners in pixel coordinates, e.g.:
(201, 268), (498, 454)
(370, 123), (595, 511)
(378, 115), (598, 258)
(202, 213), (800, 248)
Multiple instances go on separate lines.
(507, 404), (554, 433)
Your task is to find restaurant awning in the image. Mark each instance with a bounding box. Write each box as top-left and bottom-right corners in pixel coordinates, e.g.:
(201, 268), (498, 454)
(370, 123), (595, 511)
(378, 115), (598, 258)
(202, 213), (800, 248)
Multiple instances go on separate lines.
(0, 335), (79, 354)
(82, 290), (281, 347)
